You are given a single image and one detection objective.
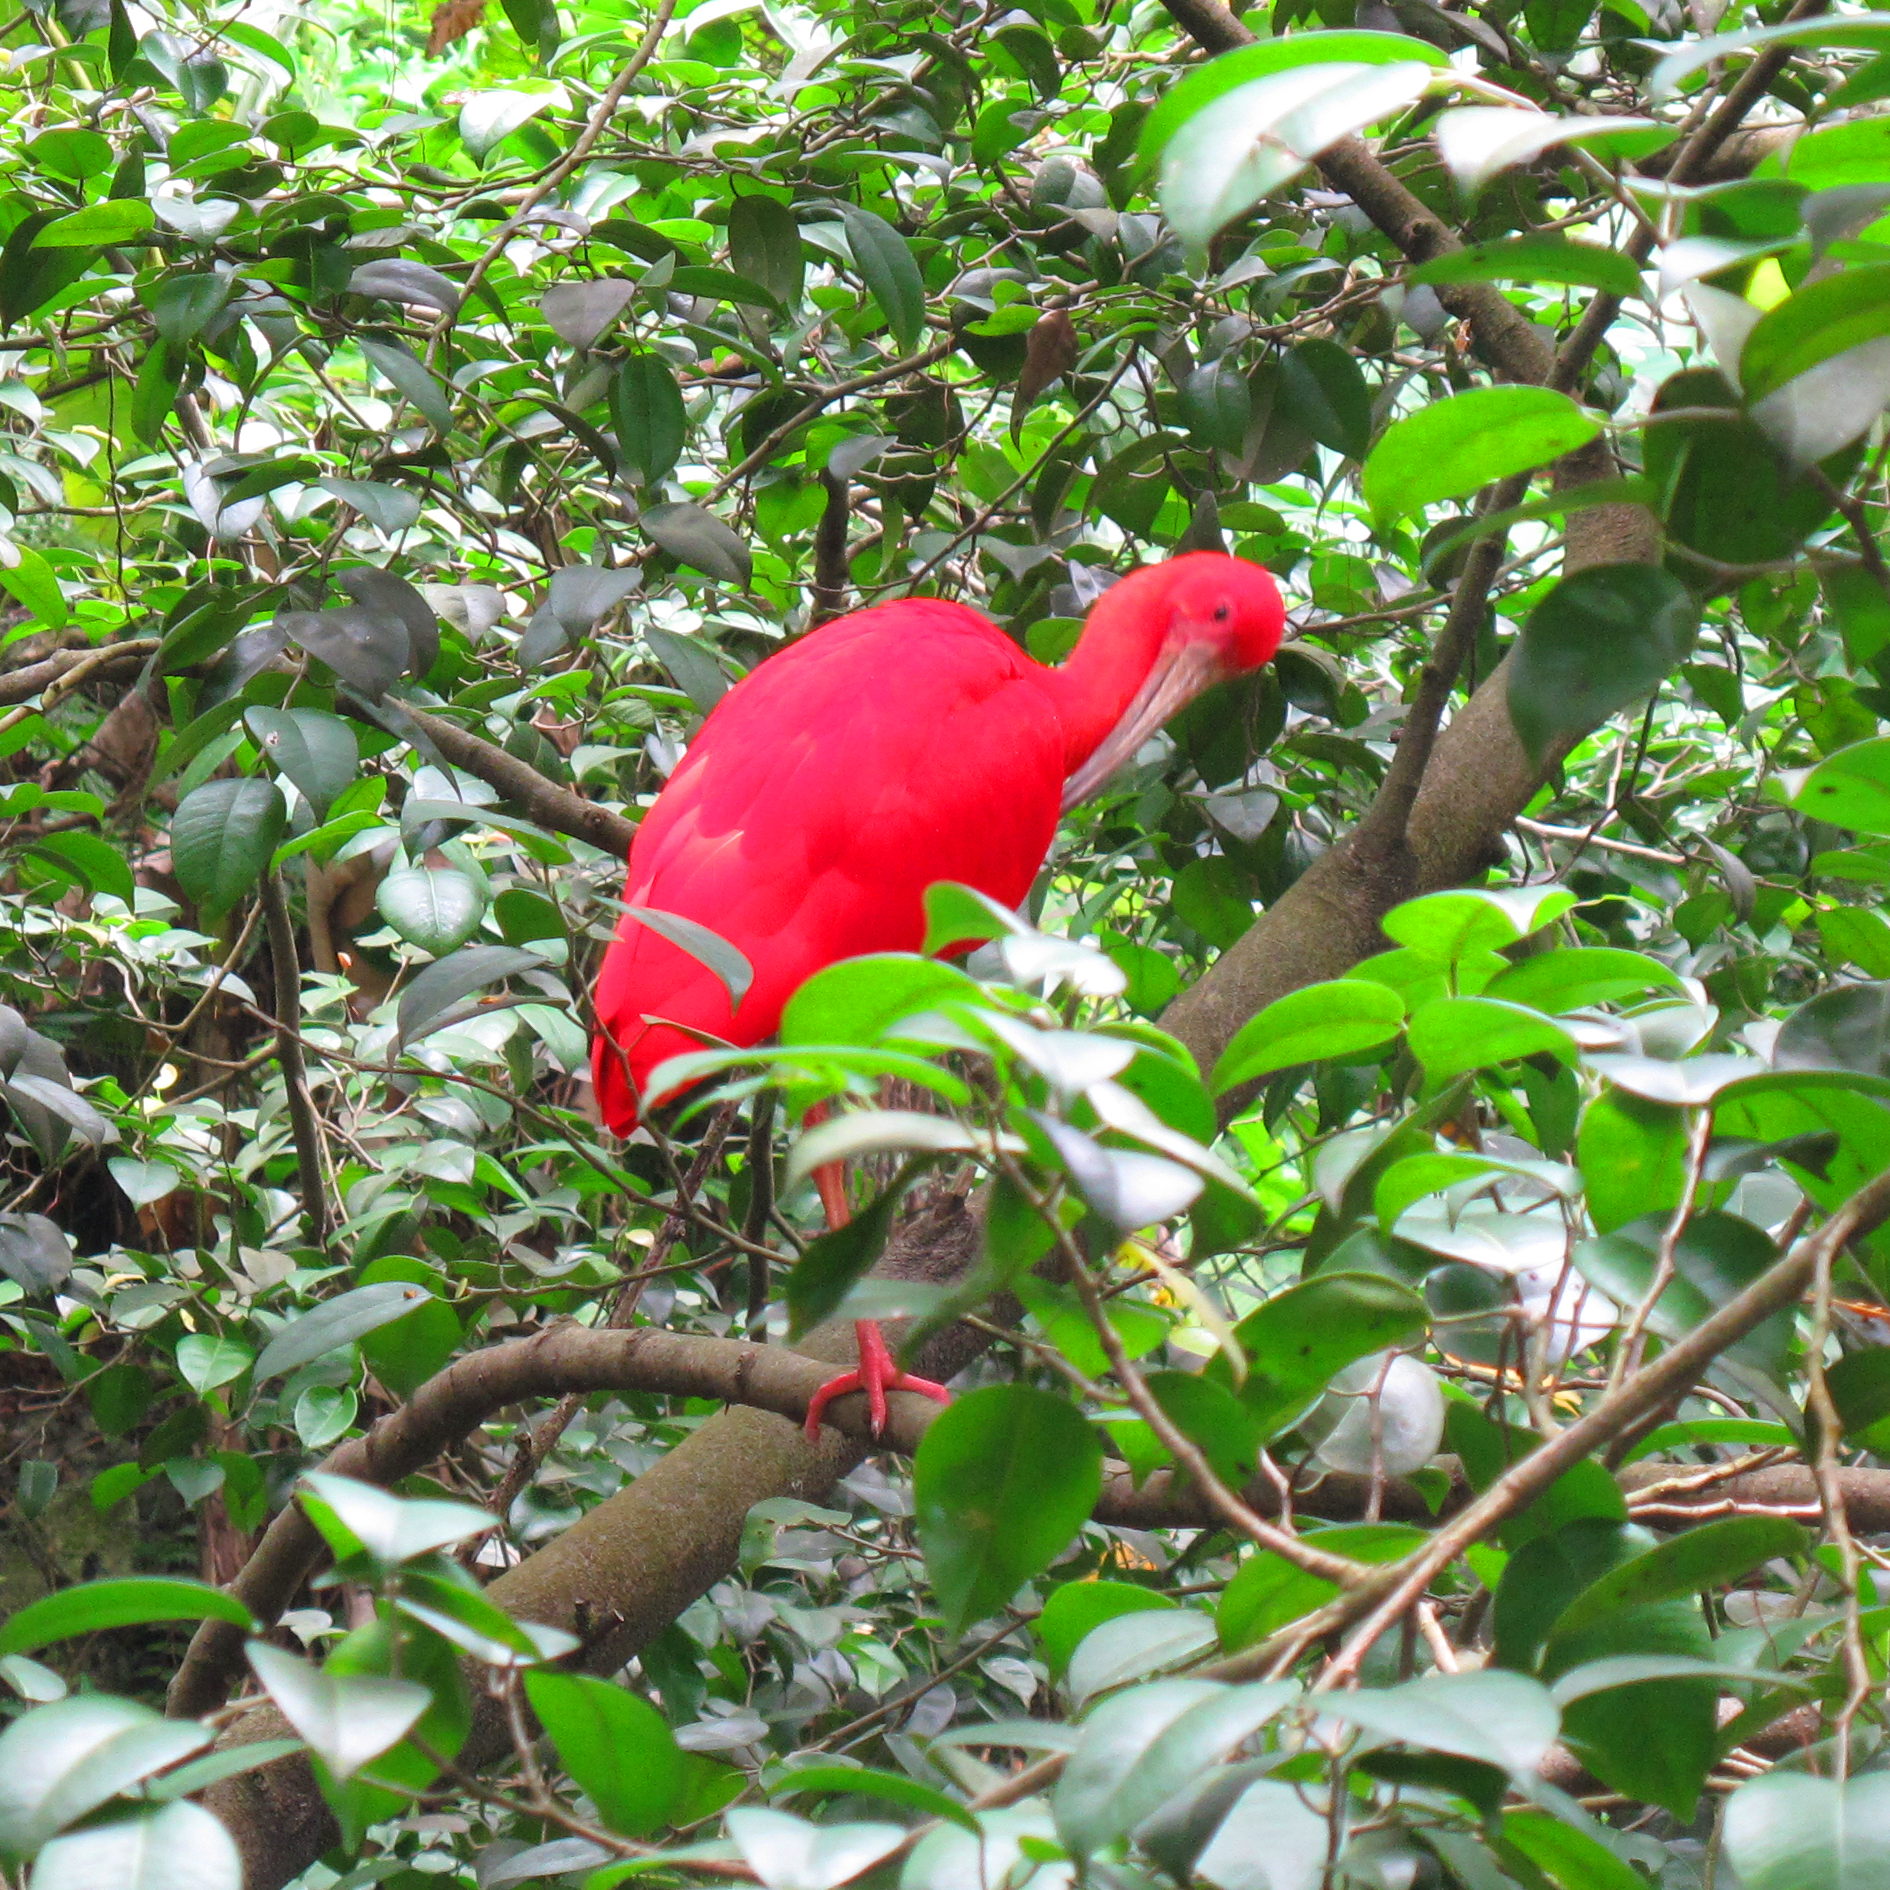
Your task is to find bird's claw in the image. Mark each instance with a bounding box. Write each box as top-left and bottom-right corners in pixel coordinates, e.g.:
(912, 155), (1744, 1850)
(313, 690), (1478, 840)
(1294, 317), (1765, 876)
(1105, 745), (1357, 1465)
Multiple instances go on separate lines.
(803, 1320), (951, 1440)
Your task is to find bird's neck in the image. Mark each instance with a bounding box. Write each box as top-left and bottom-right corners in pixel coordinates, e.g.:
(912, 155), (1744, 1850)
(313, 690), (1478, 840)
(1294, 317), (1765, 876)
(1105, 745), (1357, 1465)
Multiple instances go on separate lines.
(1041, 577), (1169, 775)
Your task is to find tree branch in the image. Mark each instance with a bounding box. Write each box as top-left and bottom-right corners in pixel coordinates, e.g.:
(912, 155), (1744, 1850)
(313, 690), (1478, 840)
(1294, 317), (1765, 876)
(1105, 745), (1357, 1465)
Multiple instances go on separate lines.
(398, 704), (638, 857)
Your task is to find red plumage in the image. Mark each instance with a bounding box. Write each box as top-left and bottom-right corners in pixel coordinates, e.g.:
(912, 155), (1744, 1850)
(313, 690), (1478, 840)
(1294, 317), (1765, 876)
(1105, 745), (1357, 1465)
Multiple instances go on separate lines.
(592, 553), (1284, 1131)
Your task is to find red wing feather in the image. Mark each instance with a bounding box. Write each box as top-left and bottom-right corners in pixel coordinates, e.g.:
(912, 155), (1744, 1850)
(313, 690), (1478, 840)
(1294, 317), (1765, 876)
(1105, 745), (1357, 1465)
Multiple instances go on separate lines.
(592, 601), (1066, 1130)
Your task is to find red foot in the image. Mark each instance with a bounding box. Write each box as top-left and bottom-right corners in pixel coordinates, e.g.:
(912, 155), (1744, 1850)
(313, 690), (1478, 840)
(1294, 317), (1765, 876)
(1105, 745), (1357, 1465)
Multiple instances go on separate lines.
(804, 1320), (951, 1440)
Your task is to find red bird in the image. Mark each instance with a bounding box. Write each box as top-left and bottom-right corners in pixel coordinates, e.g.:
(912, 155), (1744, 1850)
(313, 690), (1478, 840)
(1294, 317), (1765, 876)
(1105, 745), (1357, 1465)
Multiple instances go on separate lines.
(592, 551), (1285, 1433)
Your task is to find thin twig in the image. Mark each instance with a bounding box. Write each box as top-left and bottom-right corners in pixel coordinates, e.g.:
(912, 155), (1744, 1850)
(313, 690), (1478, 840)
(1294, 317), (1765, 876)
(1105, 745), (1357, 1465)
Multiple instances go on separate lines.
(260, 872), (333, 1253)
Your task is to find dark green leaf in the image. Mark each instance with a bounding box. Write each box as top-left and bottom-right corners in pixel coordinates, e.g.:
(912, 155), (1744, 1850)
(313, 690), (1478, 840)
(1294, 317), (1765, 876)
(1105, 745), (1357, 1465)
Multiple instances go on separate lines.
(1277, 338), (1372, 458)
(169, 779), (286, 918)
(1506, 564), (1700, 763)
(395, 944), (545, 1048)
(837, 205), (925, 352)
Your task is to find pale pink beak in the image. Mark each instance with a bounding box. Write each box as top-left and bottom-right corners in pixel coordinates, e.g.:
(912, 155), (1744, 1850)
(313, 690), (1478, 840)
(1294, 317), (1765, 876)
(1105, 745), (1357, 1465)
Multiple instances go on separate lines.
(1061, 639), (1229, 812)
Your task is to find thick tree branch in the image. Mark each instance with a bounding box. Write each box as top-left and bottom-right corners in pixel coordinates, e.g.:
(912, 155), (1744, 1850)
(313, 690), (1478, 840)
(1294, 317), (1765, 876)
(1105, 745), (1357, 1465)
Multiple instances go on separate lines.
(0, 637), (160, 708)
(399, 704), (638, 857)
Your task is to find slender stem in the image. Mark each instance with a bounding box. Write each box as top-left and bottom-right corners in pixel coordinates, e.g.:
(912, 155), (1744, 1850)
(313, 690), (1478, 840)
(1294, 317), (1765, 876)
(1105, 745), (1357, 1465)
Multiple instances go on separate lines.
(261, 873), (333, 1253)
(454, 0), (683, 321)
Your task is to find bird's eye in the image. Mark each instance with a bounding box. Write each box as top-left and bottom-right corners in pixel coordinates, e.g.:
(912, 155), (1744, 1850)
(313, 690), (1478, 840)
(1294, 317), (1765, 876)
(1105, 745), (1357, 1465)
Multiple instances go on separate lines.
(1212, 603), (1232, 623)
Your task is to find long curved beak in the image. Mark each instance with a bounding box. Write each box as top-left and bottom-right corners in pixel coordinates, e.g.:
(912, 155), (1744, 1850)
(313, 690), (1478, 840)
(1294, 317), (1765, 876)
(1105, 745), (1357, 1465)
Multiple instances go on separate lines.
(1061, 640), (1227, 812)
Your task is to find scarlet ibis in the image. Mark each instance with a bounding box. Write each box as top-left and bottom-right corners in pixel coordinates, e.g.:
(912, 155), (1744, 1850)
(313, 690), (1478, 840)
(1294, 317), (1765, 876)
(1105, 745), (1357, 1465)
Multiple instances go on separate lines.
(591, 551), (1286, 1436)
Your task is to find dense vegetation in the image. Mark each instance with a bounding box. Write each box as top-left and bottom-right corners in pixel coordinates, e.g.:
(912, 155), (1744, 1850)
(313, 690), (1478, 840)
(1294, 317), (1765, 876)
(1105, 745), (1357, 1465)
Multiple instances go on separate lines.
(10, 0), (1890, 1883)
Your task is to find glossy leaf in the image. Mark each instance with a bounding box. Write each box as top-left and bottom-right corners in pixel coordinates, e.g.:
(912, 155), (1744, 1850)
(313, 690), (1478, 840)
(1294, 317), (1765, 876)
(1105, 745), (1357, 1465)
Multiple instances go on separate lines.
(524, 1671), (683, 1837)
(0, 1577), (253, 1657)
(169, 779), (286, 918)
(1363, 386), (1603, 523)
(1212, 977), (1405, 1091)
(253, 1281), (434, 1380)
(25, 1799), (239, 1890)
(914, 1385), (1102, 1632)
(1507, 564), (1701, 763)
(1160, 61), (1433, 257)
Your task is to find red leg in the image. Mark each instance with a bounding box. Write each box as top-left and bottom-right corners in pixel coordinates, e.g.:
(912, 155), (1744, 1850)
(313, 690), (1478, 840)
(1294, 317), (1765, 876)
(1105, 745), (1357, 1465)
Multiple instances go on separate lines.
(797, 1104), (951, 1439)
(803, 1319), (952, 1441)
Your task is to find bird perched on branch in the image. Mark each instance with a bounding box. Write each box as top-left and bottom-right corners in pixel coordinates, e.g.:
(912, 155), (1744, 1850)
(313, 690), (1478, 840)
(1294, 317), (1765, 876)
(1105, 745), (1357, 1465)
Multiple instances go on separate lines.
(592, 551), (1286, 1434)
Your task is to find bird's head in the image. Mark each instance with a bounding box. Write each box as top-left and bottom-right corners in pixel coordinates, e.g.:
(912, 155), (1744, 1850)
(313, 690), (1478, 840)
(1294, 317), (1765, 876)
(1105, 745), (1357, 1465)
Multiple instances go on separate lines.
(1060, 552), (1286, 809)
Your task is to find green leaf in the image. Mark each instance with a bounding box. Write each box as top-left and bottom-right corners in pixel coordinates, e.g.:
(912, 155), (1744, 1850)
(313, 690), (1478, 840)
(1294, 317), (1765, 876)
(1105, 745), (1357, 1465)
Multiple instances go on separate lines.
(1724, 1771), (1890, 1890)
(34, 199), (154, 247)
(781, 954), (980, 1048)
(358, 335), (454, 433)
(640, 501), (752, 585)
(1382, 885), (1578, 962)
(1211, 979), (1405, 1091)
(1138, 32), (1445, 169)
(395, 944), (545, 1048)
(1482, 946), (1685, 1013)
(174, 1332), (252, 1395)
(1036, 1580), (1177, 1677)
(618, 906), (751, 1008)
(298, 1472), (495, 1568)
(1407, 995), (1577, 1078)
(666, 266), (782, 311)
(784, 1110), (982, 1192)
(246, 1642), (428, 1781)
(0, 1695), (210, 1861)
(1276, 337), (1372, 458)
(354, 1259), (462, 1399)
(1409, 235), (1643, 295)
(1159, 61), (1434, 258)
(1548, 1516), (1808, 1645)
(24, 830), (136, 909)
(0, 543), (68, 628)
(1362, 386), (1603, 523)
(377, 868), (488, 956)
(728, 194), (804, 307)
(0, 1577), (253, 1657)
(1501, 1810), (1651, 1890)
(914, 1385), (1102, 1632)
(1787, 736), (1890, 835)
(1574, 1212), (1789, 1372)
(773, 1764), (977, 1831)
(785, 1178), (905, 1339)
(142, 272), (234, 343)
(837, 205), (924, 351)
(922, 881), (1023, 954)
(1055, 1680), (1295, 1860)
(1577, 1090), (1687, 1234)
(253, 1280), (434, 1381)
(726, 1807), (907, 1890)
(24, 1799), (240, 1890)
(1218, 1525), (1426, 1651)
(1826, 1349), (1890, 1448)
(459, 88), (553, 160)
(524, 1671), (683, 1837)
(613, 352), (687, 488)
(243, 707), (358, 820)
(1434, 107), (1672, 197)
(1651, 11), (1890, 100)
(1507, 564), (1701, 764)
(169, 778), (286, 918)
(1227, 1272), (1428, 1436)
(1315, 1670), (1560, 1777)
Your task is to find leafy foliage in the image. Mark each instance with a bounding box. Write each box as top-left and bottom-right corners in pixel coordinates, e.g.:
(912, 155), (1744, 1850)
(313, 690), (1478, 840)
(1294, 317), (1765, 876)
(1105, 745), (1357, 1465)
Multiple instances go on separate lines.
(4, 0), (1890, 1885)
